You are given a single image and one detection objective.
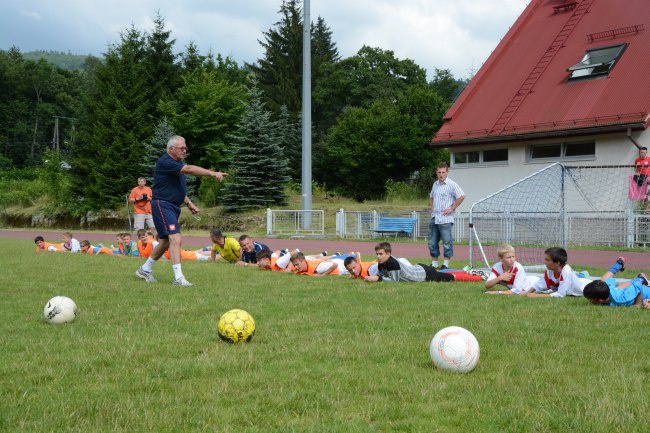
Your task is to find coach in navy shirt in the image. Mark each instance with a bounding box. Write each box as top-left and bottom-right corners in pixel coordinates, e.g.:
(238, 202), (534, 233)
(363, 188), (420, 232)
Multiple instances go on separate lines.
(135, 135), (227, 286)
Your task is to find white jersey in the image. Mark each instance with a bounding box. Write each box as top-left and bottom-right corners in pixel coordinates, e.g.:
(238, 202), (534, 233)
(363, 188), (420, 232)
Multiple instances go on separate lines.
(64, 238), (81, 253)
(532, 264), (584, 297)
(328, 258), (349, 275)
(487, 261), (533, 294)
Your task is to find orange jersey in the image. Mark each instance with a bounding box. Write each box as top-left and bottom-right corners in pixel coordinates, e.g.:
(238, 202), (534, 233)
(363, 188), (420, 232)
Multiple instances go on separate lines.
(295, 259), (340, 276)
(350, 261), (377, 279)
(137, 240), (153, 258)
(163, 249), (199, 261)
(84, 245), (114, 255)
(263, 256), (294, 272)
(36, 242), (63, 252)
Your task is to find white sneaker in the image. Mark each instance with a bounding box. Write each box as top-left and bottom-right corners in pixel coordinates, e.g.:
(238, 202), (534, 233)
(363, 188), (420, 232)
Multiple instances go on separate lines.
(172, 276), (193, 287)
(135, 267), (156, 283)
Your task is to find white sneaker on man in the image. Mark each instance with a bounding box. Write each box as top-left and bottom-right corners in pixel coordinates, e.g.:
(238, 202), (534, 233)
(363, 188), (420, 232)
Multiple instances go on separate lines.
(135, 267), (156, 283)
(172, 276), (193, 287)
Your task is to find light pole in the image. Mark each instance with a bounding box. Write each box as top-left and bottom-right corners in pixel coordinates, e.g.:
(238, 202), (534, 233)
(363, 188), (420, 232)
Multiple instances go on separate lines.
(301, 0), (312, 228)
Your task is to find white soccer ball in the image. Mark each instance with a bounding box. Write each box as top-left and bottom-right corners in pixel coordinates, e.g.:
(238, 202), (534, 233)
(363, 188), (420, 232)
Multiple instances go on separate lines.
(429, 326), (480, 373)
(43, 296), (78, 324)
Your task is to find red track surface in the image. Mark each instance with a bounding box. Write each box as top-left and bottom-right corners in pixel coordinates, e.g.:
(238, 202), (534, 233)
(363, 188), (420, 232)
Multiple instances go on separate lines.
(4, 229), (649, 269)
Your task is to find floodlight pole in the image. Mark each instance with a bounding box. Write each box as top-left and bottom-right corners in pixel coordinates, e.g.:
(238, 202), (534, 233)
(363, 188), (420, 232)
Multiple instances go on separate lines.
(301, 0), (312, 229)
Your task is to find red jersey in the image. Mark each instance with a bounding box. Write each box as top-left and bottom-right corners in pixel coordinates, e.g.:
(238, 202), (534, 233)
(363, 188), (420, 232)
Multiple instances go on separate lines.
(635, 157), (650, 175)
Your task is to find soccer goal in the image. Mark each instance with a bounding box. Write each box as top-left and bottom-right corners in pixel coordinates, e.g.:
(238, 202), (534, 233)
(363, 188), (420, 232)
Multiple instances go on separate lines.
(468, 163), (642, 269)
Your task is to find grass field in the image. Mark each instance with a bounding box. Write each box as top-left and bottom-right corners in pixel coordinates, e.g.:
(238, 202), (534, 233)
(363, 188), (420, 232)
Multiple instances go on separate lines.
(1, 238), (648, 432)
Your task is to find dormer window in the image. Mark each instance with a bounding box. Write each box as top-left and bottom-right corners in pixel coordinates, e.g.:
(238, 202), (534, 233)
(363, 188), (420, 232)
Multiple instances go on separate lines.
(568, 43), (627, 80)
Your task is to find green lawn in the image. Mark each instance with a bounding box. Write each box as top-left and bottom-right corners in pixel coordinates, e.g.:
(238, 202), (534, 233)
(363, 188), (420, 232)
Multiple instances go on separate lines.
(1, 238), (648, 432)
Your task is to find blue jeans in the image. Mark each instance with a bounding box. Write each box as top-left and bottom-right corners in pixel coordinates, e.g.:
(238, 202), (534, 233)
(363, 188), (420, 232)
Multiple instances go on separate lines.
(428, 220), (453, 259)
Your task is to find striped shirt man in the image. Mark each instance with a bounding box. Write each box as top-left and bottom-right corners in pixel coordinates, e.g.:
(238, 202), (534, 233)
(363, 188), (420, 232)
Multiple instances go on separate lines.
(430, 176), (465, 224)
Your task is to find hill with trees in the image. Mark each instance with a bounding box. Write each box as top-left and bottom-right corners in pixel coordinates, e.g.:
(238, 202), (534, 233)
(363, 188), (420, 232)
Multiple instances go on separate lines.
(22, 49), (94, 71)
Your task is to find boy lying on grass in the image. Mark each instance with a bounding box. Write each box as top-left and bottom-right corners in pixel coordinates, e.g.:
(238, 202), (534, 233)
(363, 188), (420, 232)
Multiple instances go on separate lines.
(583, 256), (650, 308)
(364, 242), (455, 283)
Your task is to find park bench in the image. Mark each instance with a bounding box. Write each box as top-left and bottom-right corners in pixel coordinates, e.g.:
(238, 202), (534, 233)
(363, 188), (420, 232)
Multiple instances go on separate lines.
(370, 217), (417, 239)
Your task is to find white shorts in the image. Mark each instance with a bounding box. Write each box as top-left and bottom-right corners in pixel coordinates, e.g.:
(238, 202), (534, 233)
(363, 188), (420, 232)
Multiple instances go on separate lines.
(134, 213), (155, 230)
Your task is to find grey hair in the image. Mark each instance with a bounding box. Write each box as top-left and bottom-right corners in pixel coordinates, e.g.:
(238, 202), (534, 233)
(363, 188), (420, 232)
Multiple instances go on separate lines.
(166, 135), (183, 151)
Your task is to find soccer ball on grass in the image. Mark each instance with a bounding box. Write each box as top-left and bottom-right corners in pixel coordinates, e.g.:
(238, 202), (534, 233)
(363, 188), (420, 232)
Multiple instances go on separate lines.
(43, 296), (78, 324)
(217, 309), (255, 343)
(429, 326), (480, 373)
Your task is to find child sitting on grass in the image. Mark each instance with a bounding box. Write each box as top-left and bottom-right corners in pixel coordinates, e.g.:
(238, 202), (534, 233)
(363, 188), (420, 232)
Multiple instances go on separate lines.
(364, 242), (455, 283)
(524, 247), (586, 298)
(583, 257), (650, 308)
(484, 244), (539, 295)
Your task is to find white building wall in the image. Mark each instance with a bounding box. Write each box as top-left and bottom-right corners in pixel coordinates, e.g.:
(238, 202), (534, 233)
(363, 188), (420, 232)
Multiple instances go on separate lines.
(447, 129), (647, 212)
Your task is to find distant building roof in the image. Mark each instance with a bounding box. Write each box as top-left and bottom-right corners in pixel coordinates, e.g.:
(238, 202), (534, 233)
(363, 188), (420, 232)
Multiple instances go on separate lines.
(432, 0), (650, 147)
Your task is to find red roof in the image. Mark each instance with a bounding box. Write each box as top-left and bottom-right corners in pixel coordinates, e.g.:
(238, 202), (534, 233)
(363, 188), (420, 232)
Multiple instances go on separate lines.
(432, 0), (650, 146)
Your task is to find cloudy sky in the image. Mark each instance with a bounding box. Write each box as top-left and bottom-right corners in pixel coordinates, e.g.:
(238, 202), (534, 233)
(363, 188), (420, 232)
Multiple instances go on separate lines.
(1, 0), (530, 79)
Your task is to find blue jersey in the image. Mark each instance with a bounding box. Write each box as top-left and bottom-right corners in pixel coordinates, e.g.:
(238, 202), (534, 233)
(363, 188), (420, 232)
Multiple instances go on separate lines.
(606, 278), (649, 306)
(152, 153), (186, 206)
(241, 242), (269, 263)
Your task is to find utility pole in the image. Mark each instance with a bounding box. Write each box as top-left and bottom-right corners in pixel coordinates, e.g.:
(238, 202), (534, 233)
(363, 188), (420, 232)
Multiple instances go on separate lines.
(301, 0), (312, 228)
(52, 116), (76, 152)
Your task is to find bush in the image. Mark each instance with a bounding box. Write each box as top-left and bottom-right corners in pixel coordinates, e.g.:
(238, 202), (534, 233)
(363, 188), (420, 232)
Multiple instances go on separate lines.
(384, 179), (425, 202)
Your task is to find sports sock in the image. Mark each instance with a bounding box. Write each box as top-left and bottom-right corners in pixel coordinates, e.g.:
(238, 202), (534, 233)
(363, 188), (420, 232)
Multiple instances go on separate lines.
(142, 257), (156, 272)
(432, 261), (439, 267)
(172, 264), (183, 280)
(443, 259), (450, 267)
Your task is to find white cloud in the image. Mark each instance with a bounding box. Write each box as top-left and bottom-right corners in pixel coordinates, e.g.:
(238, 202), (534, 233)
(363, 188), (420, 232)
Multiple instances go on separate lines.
(20, 10), (42, 20)
(1, 0), (530, 79)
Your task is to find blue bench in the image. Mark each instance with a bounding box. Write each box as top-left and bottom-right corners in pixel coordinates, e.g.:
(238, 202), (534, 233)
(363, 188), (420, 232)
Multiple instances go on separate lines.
(370, 217), (417, 238)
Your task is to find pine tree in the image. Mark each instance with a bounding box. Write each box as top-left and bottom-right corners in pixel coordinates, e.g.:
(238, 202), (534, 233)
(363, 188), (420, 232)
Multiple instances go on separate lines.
(249, 0), (339, 120)
(71, 15), (181, 210)
(141, 119), (175, 179)
(222, 84), (290, 212)
(276, 105), (302, 180)
(71, 26), (153, 210)
(249, 0), (303, 116)
(145, 12), (181, 110)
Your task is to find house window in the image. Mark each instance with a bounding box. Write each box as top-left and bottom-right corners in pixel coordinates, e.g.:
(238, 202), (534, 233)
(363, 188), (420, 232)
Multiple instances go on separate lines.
(483, 148), (509, 162)
(454, 151), (479, 164)
(564, 141), (595, 157)
(531, 144), (561, 159)
(568, 44), (626, 80)
(453, 148), (508, 166)
(529, 141), (595, 161)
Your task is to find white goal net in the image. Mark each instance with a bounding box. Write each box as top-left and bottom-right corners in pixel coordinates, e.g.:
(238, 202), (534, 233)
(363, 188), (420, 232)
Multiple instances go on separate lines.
(469, 163), (643, 268)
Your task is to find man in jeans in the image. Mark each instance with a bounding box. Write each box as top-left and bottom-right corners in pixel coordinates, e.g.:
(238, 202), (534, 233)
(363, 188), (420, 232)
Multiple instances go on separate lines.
(428, 162), (465, 270)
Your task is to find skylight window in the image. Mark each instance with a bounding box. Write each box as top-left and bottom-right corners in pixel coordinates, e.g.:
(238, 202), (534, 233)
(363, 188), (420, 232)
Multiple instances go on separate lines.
(568, 44), (627, 79)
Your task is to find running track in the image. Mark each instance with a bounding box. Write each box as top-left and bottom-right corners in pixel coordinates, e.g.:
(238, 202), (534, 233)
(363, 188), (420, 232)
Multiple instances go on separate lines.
(3, 229), (649, 269)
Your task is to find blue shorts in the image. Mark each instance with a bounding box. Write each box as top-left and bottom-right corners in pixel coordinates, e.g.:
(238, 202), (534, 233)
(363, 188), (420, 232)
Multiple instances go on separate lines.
(152, 199), (181, 239)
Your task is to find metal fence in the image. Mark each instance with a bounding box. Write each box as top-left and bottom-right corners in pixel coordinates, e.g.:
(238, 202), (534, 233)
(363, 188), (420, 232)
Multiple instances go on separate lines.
(267, 207), (650, 248)
(266, 209), (325, 237)
(334, 209), (468, 241)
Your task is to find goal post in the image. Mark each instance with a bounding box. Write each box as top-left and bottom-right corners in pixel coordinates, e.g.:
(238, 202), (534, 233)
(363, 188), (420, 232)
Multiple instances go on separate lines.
(469, 163), (640, 269)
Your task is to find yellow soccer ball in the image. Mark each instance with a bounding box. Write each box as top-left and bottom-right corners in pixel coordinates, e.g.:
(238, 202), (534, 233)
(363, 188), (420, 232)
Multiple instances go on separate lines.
(217, 309), (256, 343)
